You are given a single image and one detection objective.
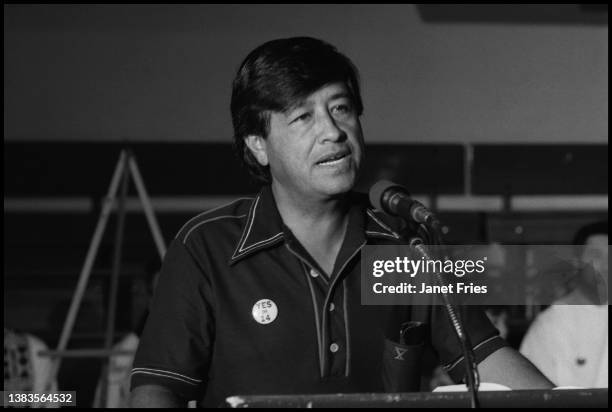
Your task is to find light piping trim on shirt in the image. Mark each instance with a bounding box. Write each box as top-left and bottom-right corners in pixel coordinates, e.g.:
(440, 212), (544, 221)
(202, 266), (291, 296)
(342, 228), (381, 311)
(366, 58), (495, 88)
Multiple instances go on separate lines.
(443, 335), (501, 372)
(131, 367), (202, 386)
(366, 209), (401, 239)
(182, 215), (246, 244)
(175, 197), (253, 240)
(231, 196), (285, 260)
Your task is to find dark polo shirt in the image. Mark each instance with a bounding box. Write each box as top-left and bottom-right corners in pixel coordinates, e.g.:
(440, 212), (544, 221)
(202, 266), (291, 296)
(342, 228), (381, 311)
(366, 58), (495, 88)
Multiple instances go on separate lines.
(131, 185), (506, 407)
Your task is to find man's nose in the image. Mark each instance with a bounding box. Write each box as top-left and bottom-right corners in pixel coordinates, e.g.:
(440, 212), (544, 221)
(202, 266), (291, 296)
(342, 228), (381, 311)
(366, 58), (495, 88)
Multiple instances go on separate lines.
(318, 112), (345, 143)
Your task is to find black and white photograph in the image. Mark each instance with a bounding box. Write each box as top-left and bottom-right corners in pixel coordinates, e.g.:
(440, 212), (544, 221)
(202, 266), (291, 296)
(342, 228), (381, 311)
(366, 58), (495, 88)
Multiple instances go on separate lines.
(3, 4), (608, 408)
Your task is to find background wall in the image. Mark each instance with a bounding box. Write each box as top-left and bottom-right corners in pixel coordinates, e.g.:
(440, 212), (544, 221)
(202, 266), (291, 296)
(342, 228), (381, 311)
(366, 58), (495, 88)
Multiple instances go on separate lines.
(4, 4), (608, 143)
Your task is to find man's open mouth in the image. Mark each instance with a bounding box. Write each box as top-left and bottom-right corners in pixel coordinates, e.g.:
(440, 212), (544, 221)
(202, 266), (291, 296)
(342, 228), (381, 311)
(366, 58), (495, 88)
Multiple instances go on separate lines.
(316, 150), (351, 165)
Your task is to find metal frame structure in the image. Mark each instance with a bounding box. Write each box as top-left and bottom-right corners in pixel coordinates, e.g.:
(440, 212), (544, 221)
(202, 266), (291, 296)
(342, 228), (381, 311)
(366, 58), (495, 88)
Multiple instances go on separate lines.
(40, 149), (166, 408)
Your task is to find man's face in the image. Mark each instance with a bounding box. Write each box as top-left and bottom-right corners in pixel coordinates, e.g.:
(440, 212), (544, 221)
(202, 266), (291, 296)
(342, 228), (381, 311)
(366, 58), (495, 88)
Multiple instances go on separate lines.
(254, 82), (364, 200)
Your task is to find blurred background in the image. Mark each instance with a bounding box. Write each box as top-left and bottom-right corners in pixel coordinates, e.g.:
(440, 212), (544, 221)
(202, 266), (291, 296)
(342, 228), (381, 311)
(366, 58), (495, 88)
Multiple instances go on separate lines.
(4, 4), (608, 406)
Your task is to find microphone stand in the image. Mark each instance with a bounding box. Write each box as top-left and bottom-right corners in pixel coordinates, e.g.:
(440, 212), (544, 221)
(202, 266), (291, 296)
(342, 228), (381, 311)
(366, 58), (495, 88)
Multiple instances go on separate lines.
(409, 225), (480, 409)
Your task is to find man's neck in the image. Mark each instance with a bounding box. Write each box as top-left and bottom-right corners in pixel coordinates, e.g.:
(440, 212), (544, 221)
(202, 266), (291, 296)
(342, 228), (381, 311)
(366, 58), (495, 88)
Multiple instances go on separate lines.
(271, 183), (350, 274)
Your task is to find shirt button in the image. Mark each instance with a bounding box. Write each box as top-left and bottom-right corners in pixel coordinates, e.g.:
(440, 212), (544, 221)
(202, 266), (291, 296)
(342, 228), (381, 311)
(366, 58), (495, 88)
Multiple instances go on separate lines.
(329, 303), (335, 312)
(309, 268), (319, 278)
(330, 343), (340, 353)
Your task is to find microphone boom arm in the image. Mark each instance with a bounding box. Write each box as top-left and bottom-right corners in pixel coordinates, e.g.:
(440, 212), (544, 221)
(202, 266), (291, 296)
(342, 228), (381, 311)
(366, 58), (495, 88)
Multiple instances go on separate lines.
(409, 237), (480, 408)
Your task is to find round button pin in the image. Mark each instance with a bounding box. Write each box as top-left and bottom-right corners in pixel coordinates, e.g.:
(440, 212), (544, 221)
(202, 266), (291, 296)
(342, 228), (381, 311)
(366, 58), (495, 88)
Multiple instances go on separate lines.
(330, 343), (339, 353)
(309, 268), (319, 278)
(252, 299), (278, 325)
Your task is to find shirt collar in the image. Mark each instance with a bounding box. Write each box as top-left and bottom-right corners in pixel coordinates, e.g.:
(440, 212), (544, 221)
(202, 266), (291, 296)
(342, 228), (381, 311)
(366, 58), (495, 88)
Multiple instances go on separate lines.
(364, 208), (402, 241)
(229, 186), (401, 266)
(230, 185), (286, 265)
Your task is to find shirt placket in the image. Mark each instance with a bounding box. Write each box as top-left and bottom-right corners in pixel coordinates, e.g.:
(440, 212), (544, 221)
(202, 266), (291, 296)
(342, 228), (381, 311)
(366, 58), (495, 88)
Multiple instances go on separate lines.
(305, 261), (347, 378)
(286, 240), (365, 379)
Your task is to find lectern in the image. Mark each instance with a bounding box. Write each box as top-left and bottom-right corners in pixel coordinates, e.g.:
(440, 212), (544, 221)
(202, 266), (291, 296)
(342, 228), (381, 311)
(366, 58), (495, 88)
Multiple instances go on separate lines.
(225, 389), (607, 408)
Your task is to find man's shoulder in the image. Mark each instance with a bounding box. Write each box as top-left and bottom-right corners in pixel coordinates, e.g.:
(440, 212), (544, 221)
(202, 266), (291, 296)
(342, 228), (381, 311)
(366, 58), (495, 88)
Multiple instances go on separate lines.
(174, 196), (255, 245)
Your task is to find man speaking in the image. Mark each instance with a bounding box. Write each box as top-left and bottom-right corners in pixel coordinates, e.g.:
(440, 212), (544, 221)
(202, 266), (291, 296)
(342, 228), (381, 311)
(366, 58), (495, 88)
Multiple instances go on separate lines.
(130, 37), (553, 408)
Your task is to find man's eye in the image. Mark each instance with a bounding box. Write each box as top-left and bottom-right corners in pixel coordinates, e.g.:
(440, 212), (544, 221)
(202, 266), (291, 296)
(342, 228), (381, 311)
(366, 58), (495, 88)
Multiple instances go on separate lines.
(332, 104), (353, 115)
(291, 112), (311, 123)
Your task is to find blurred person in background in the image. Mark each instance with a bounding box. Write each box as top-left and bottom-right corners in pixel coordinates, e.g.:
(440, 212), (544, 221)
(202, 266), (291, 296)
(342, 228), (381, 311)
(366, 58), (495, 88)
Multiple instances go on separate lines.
(92, 260), (160, 408)
(4, 328), (59, 408)
(520, 221), (608, 388)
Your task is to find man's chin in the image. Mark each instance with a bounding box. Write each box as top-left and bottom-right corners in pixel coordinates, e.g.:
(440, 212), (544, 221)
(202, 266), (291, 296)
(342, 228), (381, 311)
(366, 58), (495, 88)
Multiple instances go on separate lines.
(315, 177), (356, 197)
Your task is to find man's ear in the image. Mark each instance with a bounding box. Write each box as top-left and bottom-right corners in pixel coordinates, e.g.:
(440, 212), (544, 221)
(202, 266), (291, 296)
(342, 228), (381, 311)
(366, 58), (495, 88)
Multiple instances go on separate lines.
(244, 135), (269, 166)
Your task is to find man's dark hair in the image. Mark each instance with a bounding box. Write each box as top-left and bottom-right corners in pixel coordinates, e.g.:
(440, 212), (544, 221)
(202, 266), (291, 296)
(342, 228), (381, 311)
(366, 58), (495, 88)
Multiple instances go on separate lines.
(230, 37), (363, 184)
(573, 220), (608, 246)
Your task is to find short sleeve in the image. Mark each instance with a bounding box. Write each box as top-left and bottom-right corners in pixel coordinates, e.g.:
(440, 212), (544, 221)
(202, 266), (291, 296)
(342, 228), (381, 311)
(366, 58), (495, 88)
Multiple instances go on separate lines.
(429, 305), (508, 383)
(130, 239), (214, 400)
(519, 311), (557, 384)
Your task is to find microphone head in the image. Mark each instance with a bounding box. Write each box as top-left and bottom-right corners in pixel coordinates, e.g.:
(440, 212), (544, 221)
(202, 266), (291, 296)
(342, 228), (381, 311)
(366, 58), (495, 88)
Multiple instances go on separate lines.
(368, 180), (406, 211)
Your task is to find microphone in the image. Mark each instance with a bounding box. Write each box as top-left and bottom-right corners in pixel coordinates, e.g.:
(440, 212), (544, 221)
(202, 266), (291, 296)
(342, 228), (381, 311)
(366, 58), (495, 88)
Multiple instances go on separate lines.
(369, 180), (438, 226)
(370, 180), (479, 407)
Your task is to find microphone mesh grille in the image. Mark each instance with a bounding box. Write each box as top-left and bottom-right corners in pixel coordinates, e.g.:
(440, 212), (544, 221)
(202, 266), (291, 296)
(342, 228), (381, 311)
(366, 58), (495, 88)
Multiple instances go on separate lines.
(368, 180), (402, 211)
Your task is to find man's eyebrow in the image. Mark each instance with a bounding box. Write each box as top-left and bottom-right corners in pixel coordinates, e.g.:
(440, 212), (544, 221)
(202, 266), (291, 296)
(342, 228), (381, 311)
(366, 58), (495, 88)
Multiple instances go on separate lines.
(284, 92), (352, 115)
(328, 92), (352, 101)
(283, 99), (308, 114)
